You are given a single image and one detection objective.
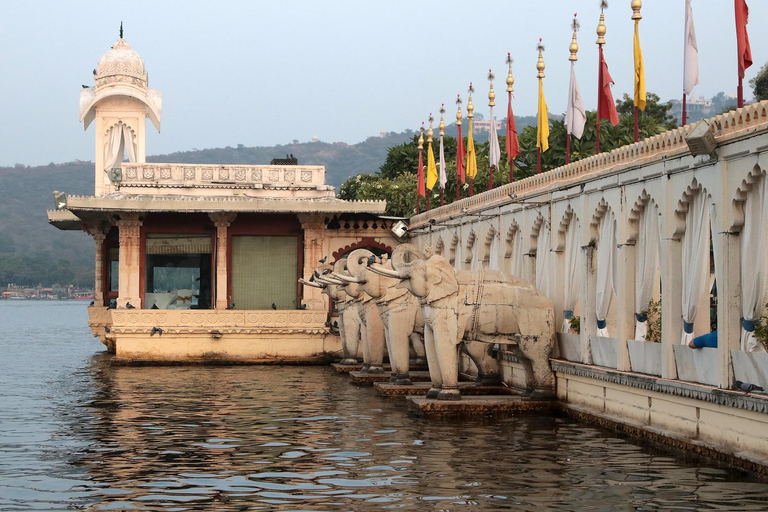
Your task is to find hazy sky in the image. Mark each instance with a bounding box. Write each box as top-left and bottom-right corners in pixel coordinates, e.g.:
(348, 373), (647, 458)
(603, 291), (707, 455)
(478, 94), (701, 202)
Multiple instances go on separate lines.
(1, 0), (766, 167)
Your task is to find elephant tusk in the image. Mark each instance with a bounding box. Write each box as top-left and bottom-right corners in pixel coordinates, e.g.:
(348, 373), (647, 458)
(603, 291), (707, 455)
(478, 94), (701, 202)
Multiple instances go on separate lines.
(368, 263), (406, 279)
(317, 275), (345, 286)
(331, 272), (361, 284)
(299, 278), (324, 288)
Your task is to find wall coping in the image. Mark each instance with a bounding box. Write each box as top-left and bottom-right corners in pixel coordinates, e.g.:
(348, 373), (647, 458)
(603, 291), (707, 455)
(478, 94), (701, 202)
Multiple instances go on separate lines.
(552, 359), (768, 415)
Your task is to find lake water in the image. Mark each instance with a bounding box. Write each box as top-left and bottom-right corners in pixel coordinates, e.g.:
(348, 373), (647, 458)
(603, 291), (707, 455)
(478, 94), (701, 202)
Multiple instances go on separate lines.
(1, 300), (767, 510)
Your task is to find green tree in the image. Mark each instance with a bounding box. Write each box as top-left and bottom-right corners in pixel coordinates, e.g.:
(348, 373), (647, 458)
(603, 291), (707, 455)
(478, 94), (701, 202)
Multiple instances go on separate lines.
(750, 62), (768, 101)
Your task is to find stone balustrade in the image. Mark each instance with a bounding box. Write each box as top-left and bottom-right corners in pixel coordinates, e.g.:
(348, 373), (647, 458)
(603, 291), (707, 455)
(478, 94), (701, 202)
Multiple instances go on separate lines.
(118, 163), (329, 192)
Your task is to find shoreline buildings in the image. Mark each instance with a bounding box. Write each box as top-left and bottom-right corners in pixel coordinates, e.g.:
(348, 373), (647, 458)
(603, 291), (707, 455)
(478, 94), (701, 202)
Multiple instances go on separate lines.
(48, 36), (397, 362)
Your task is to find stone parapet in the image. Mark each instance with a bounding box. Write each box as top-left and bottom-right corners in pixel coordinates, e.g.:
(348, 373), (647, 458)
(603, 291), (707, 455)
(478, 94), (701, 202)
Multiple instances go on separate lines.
(119, 163), (329, 195)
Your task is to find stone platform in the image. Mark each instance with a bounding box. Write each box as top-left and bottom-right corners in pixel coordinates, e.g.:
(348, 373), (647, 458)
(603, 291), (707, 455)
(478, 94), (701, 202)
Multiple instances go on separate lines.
(348, 370), (432, 385)
(406, 394), (556, 417)
(374, 381), (515, 397)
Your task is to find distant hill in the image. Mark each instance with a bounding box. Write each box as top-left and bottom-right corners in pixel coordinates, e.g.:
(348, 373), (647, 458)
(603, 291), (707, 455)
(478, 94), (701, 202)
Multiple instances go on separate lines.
(0, 116), (548, 288)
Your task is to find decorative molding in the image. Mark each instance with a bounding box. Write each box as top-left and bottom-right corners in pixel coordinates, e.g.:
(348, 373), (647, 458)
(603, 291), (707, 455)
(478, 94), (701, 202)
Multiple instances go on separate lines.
(552, 360), (768, 415)
(332, 237), (393, 262)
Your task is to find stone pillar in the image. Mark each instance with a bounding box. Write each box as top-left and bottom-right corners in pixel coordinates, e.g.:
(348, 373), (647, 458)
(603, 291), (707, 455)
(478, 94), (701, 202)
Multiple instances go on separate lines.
(298, 213), (327, 311)
(614, 193), (635, 371)
(580, 244), (597, 364)
(660, 238), (682, 379)
(209, 212), (237, 310)
(84, 223), (107, 305)
(115, 214), (142, 309)
(614, 243), (636, 371)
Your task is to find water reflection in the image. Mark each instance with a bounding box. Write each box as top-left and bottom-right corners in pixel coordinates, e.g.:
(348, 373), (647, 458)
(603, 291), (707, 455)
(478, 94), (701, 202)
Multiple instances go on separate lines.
(1, 301), (768, 510)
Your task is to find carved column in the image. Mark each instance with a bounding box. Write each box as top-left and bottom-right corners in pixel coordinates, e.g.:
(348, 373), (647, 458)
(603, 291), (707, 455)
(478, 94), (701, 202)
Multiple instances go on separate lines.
(84, 223), (107, 305)
(115, 214), (142, 309)
(298, 213), (327, 311)
(209, 212), (237, 309)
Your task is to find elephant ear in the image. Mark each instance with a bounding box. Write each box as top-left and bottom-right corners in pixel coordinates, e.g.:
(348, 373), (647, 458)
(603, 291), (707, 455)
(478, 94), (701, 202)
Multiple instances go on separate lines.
(332, 259), (347, 274)
(346, 249), (374, 278)
(424, 256), (459, 304)
(391, 243), (423, 273)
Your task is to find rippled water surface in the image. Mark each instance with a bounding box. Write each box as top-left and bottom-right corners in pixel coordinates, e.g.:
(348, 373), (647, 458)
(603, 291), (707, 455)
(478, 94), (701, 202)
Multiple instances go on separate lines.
(2, 301), (768, 510)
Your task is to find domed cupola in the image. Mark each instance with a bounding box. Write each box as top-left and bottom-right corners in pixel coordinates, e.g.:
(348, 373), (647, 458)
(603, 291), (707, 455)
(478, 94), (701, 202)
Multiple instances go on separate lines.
(94, 38), (148, 89)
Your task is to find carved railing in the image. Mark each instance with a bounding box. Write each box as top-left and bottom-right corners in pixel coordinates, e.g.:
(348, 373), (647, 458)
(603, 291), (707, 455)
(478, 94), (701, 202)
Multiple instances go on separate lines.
(109, 309), (329, 335)
(119, 163), (327, 189)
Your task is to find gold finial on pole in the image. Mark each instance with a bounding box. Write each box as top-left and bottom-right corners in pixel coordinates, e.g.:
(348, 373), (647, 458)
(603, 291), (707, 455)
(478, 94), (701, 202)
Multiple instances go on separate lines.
(536, 39), (546, 79)
(596, 1), (607, 45)
(418, 123), (424, 150)
(427, 113), (434, 142)
(467, 83), (475, 119)
(439, 104), (446, 137)
(455, 94), (463, 126)
(506, 53), (514, 93)
(569, 14), (580, 61)
(487, 70), (496, 107)
(631, 0), (642, 20)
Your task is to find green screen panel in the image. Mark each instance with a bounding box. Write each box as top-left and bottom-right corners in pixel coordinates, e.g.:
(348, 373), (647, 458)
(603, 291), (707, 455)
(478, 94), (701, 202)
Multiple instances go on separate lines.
(232, 235), (298, 310)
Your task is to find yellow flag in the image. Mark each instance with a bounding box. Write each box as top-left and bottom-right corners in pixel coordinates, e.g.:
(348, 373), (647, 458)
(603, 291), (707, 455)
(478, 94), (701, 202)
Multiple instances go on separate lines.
(426, 139), (438, 190)
(633, 20), (646, 110)
(466, 118), (477, 179)
(536, 79), (549, 152)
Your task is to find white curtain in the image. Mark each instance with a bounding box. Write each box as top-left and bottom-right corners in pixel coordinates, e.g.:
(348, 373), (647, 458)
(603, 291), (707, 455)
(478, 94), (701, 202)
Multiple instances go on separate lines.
(680, 192), (710, 345)
(562, 219), (581, 332)
(535, 224), (552, 298)
(740, 174), (768, 352)
(511, 229), (524, 278)
(104, 123), (137, 176)
(634, 204), (660, 340)
(488, 231), (500, 271)
(595, 211), (616, 337)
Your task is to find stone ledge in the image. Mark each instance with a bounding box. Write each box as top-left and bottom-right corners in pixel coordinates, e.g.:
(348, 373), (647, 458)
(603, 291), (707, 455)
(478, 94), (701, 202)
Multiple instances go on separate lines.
(552, 359), (768, 414)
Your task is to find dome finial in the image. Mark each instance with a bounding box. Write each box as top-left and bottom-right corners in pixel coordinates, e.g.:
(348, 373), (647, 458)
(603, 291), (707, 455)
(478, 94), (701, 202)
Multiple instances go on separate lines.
(119, 21), (123, 39)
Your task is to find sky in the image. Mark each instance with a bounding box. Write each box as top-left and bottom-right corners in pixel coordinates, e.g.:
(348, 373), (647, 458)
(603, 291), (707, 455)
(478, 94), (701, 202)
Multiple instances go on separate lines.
(1, 0), (767, 167)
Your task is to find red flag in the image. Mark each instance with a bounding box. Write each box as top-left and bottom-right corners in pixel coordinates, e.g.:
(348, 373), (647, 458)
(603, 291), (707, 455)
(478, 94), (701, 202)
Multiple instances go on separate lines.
(506, 92), (519, 166)
(735, 0), (752, 79)
(456, 124), (466, 184)
(597, 47), (619, 126)
(417, 148), (425, 198)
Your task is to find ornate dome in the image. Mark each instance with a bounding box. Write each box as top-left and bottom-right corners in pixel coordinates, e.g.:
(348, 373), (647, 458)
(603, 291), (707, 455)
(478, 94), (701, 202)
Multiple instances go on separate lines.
(94, 38), (148, 89)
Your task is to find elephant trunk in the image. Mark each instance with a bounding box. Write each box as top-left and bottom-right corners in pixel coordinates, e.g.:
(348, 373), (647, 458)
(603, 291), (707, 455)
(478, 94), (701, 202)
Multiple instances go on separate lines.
(331, 272), (364, 284)
(299, 278), (324, 289)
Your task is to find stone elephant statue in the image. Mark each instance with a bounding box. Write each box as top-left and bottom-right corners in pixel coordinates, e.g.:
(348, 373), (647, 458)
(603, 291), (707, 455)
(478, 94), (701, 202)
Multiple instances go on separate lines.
(340, 248), (427, 385)
(300, 262), (362, 365)
(370, 246), (556, 400)
(307, 258), (386, 373)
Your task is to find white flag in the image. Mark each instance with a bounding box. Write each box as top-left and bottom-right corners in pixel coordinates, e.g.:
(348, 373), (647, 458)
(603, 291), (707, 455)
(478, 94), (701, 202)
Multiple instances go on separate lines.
(683, 0), (699, 96)
(488, 105), (501, 169)
(565, 62), (586, 139)
(438, 134), (447, 189)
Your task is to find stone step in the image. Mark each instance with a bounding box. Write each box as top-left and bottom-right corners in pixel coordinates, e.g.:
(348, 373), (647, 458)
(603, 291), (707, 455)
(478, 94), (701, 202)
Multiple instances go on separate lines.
(374, 381), (517, 397)
(348, 370), (433, 385)
(331, 362), (429, 374)
(406, 394), (556, 417)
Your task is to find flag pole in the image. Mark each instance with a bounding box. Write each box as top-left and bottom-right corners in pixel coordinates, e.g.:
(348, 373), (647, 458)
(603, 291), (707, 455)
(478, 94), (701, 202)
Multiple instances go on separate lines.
(536, 40), (548, 174)
(467, 84), (475, 197)
(566, 16), (580, 165)
(505, 53), (518, 182)
(439, 105), (446, 206)
(455, 95), (464, 201)
(487, 70), (496, 190)
(632, 1), (644, 143)
(596, 5), (606, 155)
(682, 93), (687, 126)
(416, 125), (424, 215)
(426, 115), (434, 211)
